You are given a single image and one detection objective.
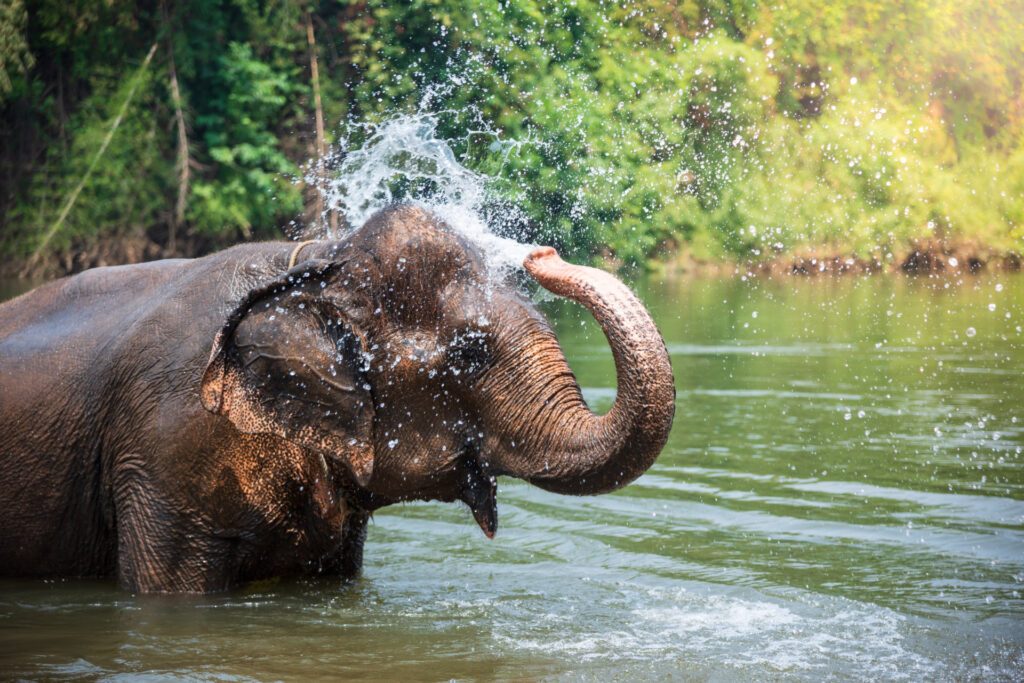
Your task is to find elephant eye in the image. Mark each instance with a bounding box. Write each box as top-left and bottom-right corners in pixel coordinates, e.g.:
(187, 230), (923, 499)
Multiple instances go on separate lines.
(448, 332), (491, 377)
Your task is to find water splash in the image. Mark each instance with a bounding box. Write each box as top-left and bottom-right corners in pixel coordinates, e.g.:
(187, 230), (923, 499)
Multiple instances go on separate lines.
(304, 111), (534, 275)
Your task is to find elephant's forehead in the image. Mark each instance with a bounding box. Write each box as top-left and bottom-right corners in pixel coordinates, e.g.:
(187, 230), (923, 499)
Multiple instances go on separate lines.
(365, 277), (492, 333)
(369, 228), (478, 281)
(361, 328), (447, 379)
(380, 329), (445, 358)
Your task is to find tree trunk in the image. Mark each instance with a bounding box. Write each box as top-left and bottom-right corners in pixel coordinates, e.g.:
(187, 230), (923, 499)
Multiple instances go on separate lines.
(167, 40), (189, 254)
(306, 11), (336, 235)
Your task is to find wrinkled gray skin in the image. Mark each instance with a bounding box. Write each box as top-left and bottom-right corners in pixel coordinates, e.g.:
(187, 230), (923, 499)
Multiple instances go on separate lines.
(0, 206), (675, 593)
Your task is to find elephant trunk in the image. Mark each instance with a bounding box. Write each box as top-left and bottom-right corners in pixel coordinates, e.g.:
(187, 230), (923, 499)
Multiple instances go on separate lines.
(484, 247), (675, 495)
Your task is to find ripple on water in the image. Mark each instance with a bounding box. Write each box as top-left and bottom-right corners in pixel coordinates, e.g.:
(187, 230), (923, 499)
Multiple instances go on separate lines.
(488, 578), (1013, 681)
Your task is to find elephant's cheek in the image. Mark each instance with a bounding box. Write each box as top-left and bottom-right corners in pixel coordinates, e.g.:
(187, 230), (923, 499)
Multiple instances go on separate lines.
(479, 432), (515, 475)
(363, 446), (452, 501)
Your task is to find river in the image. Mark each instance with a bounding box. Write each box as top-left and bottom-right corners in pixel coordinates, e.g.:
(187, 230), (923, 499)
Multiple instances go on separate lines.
(1, 271), (1022, 680)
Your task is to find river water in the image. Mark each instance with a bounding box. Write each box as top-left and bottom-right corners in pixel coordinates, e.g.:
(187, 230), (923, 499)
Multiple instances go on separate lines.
(1, 271), (1022, 680)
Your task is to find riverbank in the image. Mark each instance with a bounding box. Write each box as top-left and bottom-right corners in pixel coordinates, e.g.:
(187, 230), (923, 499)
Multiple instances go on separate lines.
(4, 234), (1022, 283)
(1, 233), (213, 281)
(661, 239), (1023, 278)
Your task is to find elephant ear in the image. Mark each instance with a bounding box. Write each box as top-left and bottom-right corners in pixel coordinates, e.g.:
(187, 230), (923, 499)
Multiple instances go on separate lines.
(201, 260), (375, 485)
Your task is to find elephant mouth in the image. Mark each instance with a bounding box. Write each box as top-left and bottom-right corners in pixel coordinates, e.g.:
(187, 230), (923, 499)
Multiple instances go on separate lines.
(459, 455), (498, 538)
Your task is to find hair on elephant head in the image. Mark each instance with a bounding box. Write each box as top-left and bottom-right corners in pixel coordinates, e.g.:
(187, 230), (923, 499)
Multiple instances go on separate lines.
(201, 205), (676, 537)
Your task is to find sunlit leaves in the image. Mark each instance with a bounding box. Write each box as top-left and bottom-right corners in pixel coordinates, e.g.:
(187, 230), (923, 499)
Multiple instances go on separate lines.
(0, 0), (33, 99)
(2, 0), (1022, 265)
(190, 42), (302, 238)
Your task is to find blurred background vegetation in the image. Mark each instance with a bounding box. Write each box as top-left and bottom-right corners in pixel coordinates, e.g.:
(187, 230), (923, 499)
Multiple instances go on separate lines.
(1, 0), (1023, 273)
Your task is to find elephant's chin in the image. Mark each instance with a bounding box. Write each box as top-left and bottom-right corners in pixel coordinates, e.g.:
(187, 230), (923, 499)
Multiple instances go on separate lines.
(459, 459), (498, 538)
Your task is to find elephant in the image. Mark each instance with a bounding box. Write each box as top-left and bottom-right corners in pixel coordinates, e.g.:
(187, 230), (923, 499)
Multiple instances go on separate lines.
(0, 205), (675, 593)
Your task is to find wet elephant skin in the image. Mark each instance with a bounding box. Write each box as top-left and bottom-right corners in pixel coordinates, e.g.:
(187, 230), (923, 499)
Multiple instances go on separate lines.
(0, 206), (674, 593)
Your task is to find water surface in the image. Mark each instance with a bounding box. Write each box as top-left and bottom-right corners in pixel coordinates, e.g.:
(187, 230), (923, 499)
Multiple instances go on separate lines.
(1, 272), (1022, 680)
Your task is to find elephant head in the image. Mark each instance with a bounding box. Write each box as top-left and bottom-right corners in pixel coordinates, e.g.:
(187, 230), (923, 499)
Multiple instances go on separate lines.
(201, 205), (675, 537)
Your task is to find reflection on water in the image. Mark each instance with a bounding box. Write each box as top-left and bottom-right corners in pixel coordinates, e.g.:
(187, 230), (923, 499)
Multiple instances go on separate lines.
(1, 273), (1022, 680)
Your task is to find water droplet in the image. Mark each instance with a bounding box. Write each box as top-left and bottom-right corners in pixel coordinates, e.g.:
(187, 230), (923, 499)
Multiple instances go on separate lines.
(304, 112), (533, 275)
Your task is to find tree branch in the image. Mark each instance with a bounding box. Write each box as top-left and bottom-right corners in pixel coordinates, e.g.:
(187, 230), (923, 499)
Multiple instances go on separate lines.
(306, 11), (337, 235)
(24, 41), (159, 274)
(167, 38), (189, 252)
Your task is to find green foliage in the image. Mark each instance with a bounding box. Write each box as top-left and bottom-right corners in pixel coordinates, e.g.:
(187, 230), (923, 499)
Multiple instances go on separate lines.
(5, 60), (170, 257)
(190, 42), (302, 238)
(333, 0), (1024, 264)
(2, 0), (1022, 268)
(0, 0), (33, 98)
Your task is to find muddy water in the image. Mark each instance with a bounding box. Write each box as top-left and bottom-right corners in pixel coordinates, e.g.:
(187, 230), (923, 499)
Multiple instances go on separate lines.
(1, 272), (1022, 680)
